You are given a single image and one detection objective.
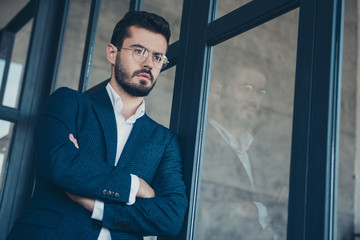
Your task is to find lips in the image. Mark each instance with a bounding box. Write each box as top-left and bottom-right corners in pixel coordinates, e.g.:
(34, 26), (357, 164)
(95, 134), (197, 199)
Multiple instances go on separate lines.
(137, 73), (151, 82)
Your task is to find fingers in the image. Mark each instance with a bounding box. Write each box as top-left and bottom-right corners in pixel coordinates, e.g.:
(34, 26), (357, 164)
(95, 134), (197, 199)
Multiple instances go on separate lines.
(272, 187), (289, 202)
(69, 133), (79, 149)
(65, 191), (95, 212)
(66, 191), (78, 202)
(137, 178), (155, 198)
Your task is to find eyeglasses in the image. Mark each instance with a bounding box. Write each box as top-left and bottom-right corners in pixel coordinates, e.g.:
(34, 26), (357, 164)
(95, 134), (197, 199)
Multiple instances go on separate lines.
(240, 84), (266, 97)
(120, 46), (169, 69)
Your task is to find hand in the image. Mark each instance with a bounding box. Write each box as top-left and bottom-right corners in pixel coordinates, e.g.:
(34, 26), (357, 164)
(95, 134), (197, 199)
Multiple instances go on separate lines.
(231, 201), (258, 219)
(69, 133), (79, 149)
(66, 192), (95, 212)
(272, 187), (289, 202)
(136, 178), (155, 198)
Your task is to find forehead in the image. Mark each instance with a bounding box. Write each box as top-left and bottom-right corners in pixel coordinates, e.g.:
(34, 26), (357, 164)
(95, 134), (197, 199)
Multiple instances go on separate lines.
(123, 26), (168, 54)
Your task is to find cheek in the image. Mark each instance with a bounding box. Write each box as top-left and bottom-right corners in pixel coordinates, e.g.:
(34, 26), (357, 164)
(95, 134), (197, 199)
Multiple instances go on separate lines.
(152, 70), (161, 80)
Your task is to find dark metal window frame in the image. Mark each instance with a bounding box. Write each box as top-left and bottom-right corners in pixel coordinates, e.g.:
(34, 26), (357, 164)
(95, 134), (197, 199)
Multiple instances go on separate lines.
(167, 0), (344, 239)
(0, 0), (70, 238)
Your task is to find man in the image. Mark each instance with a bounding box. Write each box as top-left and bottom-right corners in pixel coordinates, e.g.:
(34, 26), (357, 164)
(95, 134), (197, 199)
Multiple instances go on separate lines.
(197, 66), (288, 239)
(7, 11), (187, 240)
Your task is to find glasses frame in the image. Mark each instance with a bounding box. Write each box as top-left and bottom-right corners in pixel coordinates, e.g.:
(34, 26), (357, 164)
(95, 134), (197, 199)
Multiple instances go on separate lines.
(120, 46), (169, 69)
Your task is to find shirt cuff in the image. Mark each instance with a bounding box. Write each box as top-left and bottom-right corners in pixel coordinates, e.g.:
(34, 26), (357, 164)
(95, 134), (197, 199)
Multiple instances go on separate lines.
(253, 201), (271, 230)
(127, 174), (140, 205)
(91, 199), (104, 221)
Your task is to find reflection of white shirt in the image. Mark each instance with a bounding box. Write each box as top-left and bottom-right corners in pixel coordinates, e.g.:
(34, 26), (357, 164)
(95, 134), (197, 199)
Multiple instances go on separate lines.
(208, 117), (270, 229)
(209, 117), (254, 188)
(92, 83), (145, 240)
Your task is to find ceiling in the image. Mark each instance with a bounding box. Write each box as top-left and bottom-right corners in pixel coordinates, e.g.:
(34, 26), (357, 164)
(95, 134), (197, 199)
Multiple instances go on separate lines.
(0, 0), (29, 30)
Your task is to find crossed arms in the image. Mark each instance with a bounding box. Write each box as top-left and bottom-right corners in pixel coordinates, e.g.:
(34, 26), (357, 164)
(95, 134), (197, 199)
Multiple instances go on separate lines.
(34, 88), (187, 237)
(66, 133), (154, 211)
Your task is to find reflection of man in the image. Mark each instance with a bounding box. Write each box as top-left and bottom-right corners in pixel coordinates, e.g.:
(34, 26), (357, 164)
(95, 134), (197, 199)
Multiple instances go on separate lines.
(7, 11), (187, 240)
(198, 66), (287, 239)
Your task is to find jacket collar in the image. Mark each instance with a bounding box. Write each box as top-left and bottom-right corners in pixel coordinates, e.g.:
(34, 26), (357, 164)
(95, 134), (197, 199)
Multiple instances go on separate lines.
(88, 80), (156, 167)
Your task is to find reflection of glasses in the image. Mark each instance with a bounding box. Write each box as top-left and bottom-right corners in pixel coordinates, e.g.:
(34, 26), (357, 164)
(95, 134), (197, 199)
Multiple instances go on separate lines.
(120, 46), (169, 69)
(240, 84), (266, 96)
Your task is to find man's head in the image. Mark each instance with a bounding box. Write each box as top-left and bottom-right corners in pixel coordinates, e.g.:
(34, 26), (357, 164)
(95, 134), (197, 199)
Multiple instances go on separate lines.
(227, 67), (266, 121)
(107, 11), (170, 97)
(111, 11), (170, 50)
(211, 66), (267, 131)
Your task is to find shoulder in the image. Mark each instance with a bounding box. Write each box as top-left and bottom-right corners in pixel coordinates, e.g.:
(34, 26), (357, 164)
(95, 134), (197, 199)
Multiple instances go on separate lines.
(41, 87), (91, 116)
(142, 114), (179, 141)
(47, 87), (90, 106)
(51, 87), (86, 100)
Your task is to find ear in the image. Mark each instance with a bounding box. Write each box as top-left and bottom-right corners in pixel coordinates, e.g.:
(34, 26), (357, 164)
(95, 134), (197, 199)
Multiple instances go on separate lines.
(106, 44), (118, 65)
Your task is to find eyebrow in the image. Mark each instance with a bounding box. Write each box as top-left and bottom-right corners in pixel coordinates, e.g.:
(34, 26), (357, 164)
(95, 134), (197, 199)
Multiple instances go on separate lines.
(129, 44), (164, 55)
(129, 44), (145, 49)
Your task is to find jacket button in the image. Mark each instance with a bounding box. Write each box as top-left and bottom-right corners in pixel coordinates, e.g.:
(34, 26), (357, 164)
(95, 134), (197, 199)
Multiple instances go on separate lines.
(114, 193), (120, 198)
(102, 189), (107, 195)
(106, 190), (113, 196)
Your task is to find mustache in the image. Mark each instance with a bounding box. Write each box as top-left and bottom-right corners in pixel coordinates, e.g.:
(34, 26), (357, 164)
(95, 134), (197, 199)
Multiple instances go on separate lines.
(132, 69), (154, 82)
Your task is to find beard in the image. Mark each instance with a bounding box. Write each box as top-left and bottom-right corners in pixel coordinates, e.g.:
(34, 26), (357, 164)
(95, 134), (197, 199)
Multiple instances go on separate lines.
(114, 55), (156, 97)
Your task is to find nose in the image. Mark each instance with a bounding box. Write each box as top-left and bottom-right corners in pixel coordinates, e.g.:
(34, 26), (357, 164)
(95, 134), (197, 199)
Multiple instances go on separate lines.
(141, 55), (154, 70)
(246, 91), (262, 110)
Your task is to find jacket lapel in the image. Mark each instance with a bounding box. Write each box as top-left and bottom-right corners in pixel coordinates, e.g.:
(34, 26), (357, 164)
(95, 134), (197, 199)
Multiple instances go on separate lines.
(89, 86), (117, 166)
(117, 114), (156, 168)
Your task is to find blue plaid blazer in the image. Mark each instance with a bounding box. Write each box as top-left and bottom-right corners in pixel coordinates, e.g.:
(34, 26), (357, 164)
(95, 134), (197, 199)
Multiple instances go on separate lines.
(7, 83), (187, 240)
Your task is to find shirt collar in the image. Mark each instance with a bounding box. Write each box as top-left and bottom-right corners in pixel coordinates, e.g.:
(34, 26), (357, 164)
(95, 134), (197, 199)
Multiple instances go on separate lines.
(208, 117), (253, 153)
(106, 83), (145, 123)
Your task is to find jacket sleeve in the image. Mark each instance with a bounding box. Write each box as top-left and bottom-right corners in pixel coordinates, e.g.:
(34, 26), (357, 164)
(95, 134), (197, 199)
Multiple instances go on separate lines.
(101, 135), (188, 238)
(34, 87), (132, 203)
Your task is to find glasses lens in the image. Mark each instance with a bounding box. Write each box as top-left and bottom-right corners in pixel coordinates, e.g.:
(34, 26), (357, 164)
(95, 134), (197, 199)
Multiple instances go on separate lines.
(156, 55), (168, 69)
(132, 48), (148, 63)
(131, 47), (168, 69)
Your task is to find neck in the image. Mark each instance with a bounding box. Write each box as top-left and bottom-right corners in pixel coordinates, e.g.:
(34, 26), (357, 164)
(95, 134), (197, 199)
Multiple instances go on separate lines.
(109, 78), (143, 120)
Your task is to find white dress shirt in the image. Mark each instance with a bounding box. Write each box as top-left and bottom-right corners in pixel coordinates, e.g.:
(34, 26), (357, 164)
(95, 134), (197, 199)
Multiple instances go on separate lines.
(91, 83), (145, 240)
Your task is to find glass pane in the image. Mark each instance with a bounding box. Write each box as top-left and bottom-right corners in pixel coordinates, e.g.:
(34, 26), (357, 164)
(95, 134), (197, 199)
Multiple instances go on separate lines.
(197, 9), (299, 240)
(89, 0), (130, 88)
(217, 0), (253, 19)
(145, 67), (176, 128)
(338, 1), (359, 239)
(56, 0), (92, 90)
(0, 120), (14, 191)
(142, 0), (183, 44)
(2, 19), (33, 108)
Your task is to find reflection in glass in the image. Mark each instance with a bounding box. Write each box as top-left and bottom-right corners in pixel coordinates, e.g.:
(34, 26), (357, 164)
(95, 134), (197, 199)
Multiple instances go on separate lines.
(142, 0), (183, 44)
(197, 9), (299, 240)
(0, 120), (14, 191)
(217, 0), (253, 19)
(2, 19), (32, 108)
(338, 0), (360, 239)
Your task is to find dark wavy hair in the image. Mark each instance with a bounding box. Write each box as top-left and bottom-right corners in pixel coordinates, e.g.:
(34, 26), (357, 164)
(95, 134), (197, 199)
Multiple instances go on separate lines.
(111, 11), (170, 49)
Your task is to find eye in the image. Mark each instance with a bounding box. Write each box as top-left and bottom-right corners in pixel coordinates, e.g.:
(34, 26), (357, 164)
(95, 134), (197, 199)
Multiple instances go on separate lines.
(258, 90), (266, 96)
(153, 54), (163, 63)
(133, 48), (147, 56)
(241, 84), (254, 91)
